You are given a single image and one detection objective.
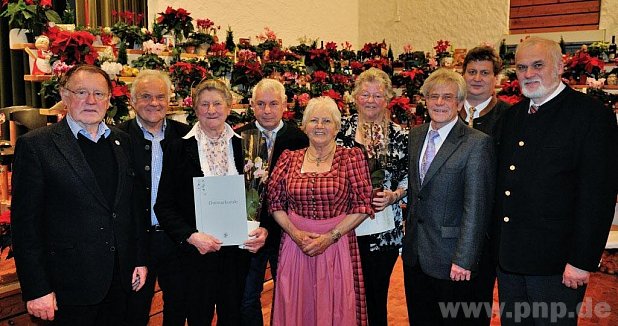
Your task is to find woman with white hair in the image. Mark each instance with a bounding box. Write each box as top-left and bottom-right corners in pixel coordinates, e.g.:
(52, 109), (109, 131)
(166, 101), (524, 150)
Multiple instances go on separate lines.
(268, 96), (373, 325)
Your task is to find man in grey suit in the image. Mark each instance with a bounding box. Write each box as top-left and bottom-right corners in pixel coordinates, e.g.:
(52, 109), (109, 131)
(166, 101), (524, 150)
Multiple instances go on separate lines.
(402, 68), (495, 326)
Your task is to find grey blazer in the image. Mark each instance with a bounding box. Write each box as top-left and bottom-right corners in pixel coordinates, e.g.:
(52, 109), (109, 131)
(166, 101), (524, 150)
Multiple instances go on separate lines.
(402, 120), (495, 280)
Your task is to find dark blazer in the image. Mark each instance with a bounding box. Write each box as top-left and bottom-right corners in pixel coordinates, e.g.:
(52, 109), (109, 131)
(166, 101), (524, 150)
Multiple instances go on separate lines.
(11, 119), (144, 305)
(154, 131), (245, 247)
(402, 119), (495, 280)
(496, 86), (617, 275)
(118, 118), (191, 234)
(235, 121), (308, 250)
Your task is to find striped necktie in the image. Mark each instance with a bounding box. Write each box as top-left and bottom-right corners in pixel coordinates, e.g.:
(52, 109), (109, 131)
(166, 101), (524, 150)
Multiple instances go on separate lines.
(468, 107), (476, 127)
(529, 104), (539, 114)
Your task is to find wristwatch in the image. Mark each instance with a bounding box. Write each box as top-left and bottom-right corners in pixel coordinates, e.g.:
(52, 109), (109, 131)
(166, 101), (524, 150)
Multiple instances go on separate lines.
(330, 229), (342, 243)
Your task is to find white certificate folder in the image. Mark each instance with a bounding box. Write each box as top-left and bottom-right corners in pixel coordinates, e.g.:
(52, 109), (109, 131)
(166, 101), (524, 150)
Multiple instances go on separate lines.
(193, 175), (248, 245)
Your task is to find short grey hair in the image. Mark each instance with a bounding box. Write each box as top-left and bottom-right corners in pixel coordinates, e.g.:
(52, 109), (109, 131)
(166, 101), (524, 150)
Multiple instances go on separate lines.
(301, 96), (342, 131)
(130, 69), (173, 103)
(352, 68), (395, 102)
(192, 78), (234, 108)
(252, 78), (286, 103)
(420, 68), (467, 103)
(516, 37), (563, 70)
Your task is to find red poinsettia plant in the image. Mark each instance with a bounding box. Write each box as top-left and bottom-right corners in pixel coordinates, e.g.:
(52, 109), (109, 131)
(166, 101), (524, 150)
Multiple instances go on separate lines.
(388, 95), (413, 126)
(110, 10), (146, 46)
(1, 0), (60, 36)
(107, 80), (131, 125)
(169, 60), (209, 99)
(322, 89), (345, 112)
(497, 79), (523, 104)
(45, 26), (98, 65)
(156, 6), (194, 42)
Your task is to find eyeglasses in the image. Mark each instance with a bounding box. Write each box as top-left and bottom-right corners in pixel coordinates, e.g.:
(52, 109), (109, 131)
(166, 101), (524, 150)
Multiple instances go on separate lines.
(359, 93), (385, 101)
(427, 94), (457, 102)
(137, 94), (168, 103)
(64, 88), (109, 102)
(515, 62), (546, 73)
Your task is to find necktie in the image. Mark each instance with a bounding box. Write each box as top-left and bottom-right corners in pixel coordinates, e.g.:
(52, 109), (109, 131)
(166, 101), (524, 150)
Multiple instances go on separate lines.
(262, 130), (274, 161)
(529, 104), (539, 114)
(420, 130), (440, 183)
(468, 107), (476, 127)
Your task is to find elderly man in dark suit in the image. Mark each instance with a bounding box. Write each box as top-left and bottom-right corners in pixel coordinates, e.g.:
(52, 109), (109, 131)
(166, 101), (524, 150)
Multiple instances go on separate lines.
(119, 70), (191, 326)
(496, 36), (617, 326)
(237, 78), (309, 326)
(402, 68), (495, 326)
(11, 65), (147, 325)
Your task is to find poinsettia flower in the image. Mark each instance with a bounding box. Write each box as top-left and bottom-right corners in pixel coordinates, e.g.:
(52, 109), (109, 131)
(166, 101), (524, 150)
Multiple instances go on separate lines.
(282, 110), (295, 120)
(111, 81), (130, 98)
(322, 89), (345, 111)
(311, 71), (329, 83)
(294, 93), (310, 107)
(40, 0), (52, 7)
(325, 42), (337, 51)
(25, 0), (34, 5)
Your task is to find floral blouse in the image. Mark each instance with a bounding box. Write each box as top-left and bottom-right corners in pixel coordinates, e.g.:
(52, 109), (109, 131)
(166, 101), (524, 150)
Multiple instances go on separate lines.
(337, 114), (409, 252)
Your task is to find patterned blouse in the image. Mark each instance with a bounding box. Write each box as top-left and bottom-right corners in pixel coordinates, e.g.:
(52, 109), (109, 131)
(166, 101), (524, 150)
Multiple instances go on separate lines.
(268, 146), (373, 219)
(337, 114), (409, 252)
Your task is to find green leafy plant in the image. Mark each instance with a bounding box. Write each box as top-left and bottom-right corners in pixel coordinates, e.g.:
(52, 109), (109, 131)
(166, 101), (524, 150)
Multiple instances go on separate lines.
(1, 0), (61, 36)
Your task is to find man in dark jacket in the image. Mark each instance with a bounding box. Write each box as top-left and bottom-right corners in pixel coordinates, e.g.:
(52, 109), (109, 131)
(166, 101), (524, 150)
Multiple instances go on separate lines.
(12, 64), (147, 325)
(119, 70), (191, 326)
(238, 78), (308, 326)
(496, 37), (617, 325)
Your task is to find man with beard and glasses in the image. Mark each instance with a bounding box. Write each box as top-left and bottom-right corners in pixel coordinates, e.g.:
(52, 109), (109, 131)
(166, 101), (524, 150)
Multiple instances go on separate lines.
(495, 37), (617, 325)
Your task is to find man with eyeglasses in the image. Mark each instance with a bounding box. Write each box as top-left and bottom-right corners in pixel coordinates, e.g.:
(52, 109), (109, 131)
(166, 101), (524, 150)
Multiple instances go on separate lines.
(403, 68), (495, 325)
(236, 78), (308, 326)
(11, 64), (147, 325)
(118, 70), (191, 326)
(496, 37), (617, 325)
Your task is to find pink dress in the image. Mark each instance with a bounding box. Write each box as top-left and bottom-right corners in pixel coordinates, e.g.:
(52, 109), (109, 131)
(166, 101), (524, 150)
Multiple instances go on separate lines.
(268, 146), (373, 326)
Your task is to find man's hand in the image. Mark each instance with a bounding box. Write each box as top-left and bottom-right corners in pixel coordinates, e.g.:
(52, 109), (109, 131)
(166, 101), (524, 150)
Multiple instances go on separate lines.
(27, 292), (57, 320)
(132, 266), (148, 291)
(243, 227), (268, 253)
(450, 263), (471, 281)
(187, 232), (222, 254)
(562, 263), (590, 289)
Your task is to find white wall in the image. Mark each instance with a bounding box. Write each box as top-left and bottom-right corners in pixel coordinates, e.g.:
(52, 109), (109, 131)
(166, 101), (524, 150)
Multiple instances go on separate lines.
(148, 0), (617, 56)
(147, 0), (359, 47)
(358, 0), (509, 56)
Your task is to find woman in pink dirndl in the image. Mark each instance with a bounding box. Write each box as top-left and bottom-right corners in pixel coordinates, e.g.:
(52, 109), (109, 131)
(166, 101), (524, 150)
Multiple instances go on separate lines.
(268, 97), (373, 326)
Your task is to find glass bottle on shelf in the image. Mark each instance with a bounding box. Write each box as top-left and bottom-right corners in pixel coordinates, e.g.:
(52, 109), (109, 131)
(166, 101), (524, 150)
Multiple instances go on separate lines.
(608, 35), (616, 61)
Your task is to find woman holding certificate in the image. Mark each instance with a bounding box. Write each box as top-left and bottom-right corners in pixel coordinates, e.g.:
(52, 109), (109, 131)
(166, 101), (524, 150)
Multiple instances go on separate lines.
(336, 68), (409, 326)
(268, 96), (373, 325)
(155, 79), (267, 325)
